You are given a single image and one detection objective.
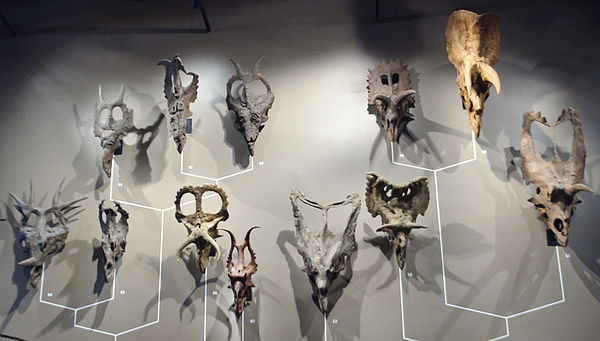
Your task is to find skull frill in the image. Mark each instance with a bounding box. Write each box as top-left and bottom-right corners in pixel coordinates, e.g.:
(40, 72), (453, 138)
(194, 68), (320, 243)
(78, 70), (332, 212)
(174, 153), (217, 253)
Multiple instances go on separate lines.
(446, 10), (502, 138)
(174, 184), (229, 273)
(9, 180), (86, 288)
(226, 57), (275, 156)
(98, 200), (130, 283)
(290, 189), (360, 313)
(520, 108), (592, 246)
(219, 226), (259, 317)
(367, 59), (416, 143)
(93, 84), (134, 177)
(365, 173), (430, 269)
(158, 55), (199, 154)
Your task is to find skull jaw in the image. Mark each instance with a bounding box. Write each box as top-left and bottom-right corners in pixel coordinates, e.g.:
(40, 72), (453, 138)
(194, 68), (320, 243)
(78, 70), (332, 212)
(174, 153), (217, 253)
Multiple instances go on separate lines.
(173, 134), (187, 154)
(468, 109), (484, 138)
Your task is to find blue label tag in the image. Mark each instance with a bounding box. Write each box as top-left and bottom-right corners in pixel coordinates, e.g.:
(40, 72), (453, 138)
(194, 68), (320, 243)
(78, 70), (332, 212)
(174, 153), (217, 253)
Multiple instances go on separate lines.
(186, 118), (193, 134)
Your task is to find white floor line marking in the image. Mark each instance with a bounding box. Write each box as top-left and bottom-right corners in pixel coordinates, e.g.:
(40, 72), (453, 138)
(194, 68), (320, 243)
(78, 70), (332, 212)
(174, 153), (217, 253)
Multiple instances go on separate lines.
(323, 312), (327, 341)
(180, 154), (255, 182)
(399, 269), (419, 341)
(204, 266), (208, 341)
(487, 318), (509, 341)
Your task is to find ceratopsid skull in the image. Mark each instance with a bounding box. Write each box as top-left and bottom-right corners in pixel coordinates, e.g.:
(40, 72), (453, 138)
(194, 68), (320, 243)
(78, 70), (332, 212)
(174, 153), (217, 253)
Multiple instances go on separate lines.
(365, 173), (429, 269)
(520, 108), (591, 246)
(94, 84), (134, 177)
(174, 184), (229, 273)
(290, 189), (360, 313)
(367, 59), (416, 142)
(446, 10), (501, 137)
(226, 57), (275, 156)
(158, 55), (199, 154)
(98, 200), (130, 282)
(9, 180), (86, 288)
(219, 226), (259, 316)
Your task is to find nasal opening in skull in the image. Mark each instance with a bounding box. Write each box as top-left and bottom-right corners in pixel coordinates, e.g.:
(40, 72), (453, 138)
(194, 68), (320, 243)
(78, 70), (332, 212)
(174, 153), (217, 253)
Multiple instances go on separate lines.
(554, 219), (564, 232)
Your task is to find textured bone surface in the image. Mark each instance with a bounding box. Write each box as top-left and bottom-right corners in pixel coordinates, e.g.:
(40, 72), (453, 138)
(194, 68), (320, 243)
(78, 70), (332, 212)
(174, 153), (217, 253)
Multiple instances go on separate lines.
(98, 200), (130, 282)
(290, 189), (360, 313)
(520, 108), (591, 246)
(158, 55), (199, 154)
(219, 226), (259, 316)
(9, 180), (86, 288)
(94, 84), (134, 177)
(174, 184), (229, 273)
(446, 9), (501, 137)
(365, 172), (429, 269)
(226, 57), (275, 156)
(367, 59), (416, 142)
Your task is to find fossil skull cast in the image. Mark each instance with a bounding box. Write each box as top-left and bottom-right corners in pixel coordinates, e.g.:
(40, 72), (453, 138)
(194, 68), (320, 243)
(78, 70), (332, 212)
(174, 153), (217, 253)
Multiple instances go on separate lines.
(9, 180), (86, 288)
(219, 226), (259, 316)
(174, 184), (229, 273)
(98, 200), (130, 282)
(226, 57), (275, 156)
(520, 108), (591, 246)
(367, 59), (416, 142)
(365, 173), (429, 269)
(94, 84), (134, 177)
(446, 10), (501, 137)
(290, 189), (360, 313)
(158, 55), (199, 154)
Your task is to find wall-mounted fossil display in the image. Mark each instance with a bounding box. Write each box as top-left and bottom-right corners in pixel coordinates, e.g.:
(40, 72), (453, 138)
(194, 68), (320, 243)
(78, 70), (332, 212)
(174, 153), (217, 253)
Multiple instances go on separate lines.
(219, 226), (259, 316)
(98, 200), (130, 283)
(290, 189), (360, 313)
(446, 9), (501, 137)
(174, 184), (229, 273)
(158, 55), (199, 154)
(94, 84), (134, 177)
(9, 180), (86, 288)
(365, 173), (429, 269)
(520, 108), (591, 246)
(226, 57), (275, 156)
(367, 59), (416, 142)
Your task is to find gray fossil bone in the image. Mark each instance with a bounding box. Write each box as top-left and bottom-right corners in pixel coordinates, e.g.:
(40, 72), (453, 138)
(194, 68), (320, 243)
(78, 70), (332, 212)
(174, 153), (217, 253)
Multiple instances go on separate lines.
(94, 84), (134, 177)
(174, 184), (229, 273)
(98, 200), (130, 282)
(9, 180), (86, 288)
(290, 189), (360, 313)
(158, 55), (199, 154)
(446, 9), (501, 137)
(367, 59), (416, 142)
(365, 173), (429, 269)
(226, 57), (275, 156)
(520, 108), (591, 246)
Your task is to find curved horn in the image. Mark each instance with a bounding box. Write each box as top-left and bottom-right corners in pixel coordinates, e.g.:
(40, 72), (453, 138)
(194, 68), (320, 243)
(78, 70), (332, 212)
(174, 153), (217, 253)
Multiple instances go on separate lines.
(245, 226), (260, 268)
(566, 183), (592, 195)
(396, 89), (416, 102)
(116, 84), (125, 104)
(176, 234), (196, 261)
(230, 59), (244, 78)
(219, 228), (236, 266)
(98, 85), (105, 103)
(201, 229), (221, 261)
(253, 57), (265, 74)
(52, 178), (65, 207)
(18, 256), (41, 267)
(475, 62), (501, 94)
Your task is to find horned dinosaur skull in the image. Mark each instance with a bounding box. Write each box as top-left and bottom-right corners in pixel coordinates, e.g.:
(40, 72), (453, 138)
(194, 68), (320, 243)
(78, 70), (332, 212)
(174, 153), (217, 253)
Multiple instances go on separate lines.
(367, 59), (416, 142)
(365, 173), (429, 269)
(446, 9), (501, 137)
(226, 57), (275, 156)
(94, 84), (134, 177)
(520, 108), (591, 246)
(219, 226), (259, 316)
(290, 189), (360, 313)
(158, 55), (199, 154)
(9, 180), (86, 288)
(174, 184), (229, 273)
(98, 200), (130, 282)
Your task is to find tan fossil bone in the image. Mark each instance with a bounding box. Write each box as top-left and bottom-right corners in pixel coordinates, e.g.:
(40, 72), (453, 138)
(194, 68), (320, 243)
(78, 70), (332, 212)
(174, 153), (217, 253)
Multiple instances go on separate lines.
(158, 55), (199, 153)
(98, 200), (130, 283)
(446, 9), (501, 137)
(365, 173), (429, 269)
(94, 84), (133, 177)
(290, 189), (360, 313)
(219, 226), (259, 316)
(9, 180), (86, 288)
(226, 57), (275, 156)
(520, 108), (591, 246)
(367, 59), (416, 142)
(174, 184), (229, 273)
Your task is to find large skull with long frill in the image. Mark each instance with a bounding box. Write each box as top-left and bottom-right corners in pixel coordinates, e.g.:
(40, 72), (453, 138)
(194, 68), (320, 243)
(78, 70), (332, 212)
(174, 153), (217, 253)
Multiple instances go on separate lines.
(98, 200), (130, 283)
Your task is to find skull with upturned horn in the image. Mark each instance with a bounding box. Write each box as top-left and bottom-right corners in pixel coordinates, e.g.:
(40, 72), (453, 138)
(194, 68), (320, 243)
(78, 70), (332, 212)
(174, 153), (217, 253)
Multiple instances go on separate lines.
(9, 179), (86, 288)
(98, 200), (130, 283)
(174, 184), (229, 273)
(226, 57), (275, 156)
(446, 10), (501, 137)
(520, 108), (591, 246)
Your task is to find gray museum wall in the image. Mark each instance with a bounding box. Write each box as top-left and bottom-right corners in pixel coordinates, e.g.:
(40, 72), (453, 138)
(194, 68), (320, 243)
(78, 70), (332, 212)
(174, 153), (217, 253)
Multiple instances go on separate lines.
(0, 1), (599, 340)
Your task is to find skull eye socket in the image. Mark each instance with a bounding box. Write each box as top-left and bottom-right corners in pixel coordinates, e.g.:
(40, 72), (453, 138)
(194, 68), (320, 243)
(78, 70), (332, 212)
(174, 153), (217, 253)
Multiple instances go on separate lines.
(380, 75), (389, 85)
(391, 73), (400, 84)
(554, 219), (564, 232)
(112, 106), (124, 121)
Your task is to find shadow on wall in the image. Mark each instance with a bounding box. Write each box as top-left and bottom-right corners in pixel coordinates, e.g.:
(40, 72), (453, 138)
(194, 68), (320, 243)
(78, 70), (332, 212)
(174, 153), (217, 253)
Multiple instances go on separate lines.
(210, 91), (251, 169)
